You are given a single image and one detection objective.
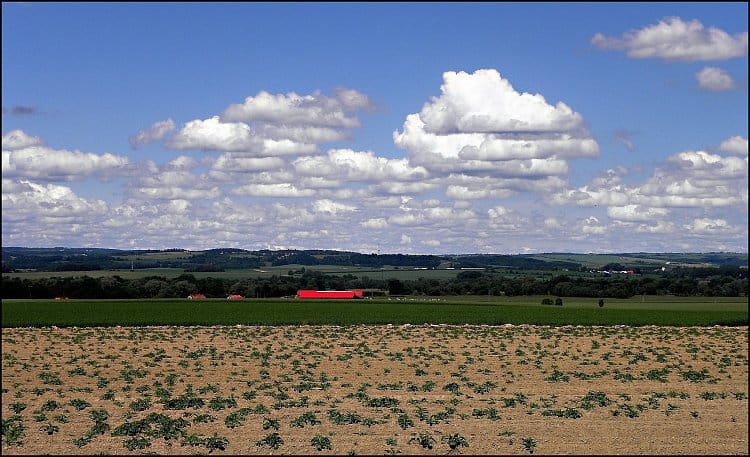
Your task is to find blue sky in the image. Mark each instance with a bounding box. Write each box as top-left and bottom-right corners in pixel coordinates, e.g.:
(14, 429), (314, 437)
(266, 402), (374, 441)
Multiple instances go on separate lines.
(2, 2), (748, 253)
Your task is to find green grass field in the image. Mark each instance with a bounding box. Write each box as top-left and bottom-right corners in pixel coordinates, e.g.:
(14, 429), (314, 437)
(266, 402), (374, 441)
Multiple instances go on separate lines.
(2, 296), (746, 328)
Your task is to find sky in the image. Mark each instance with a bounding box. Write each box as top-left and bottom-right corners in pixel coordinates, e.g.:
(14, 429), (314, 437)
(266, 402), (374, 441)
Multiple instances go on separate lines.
(2, 2), (748, 254)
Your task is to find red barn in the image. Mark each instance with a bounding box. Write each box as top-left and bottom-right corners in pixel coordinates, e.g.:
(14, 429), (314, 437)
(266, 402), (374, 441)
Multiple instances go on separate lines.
(296, 290), (363, 299)
(227, 294), (244, 300)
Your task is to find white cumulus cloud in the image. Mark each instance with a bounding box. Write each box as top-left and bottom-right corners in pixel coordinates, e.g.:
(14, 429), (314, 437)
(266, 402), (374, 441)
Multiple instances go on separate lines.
(394, 69), (598, 179)
(294, 148), (429, 182)
(718, 136), (748, 156)
(696, 67), (738, 91)
(129, 118), (176, 148)
(361, 218), (388, 229)
(592, 17), (748, 61)
(221, 88), (371, 127)
(312, 199), (357, 215)
(2, 129), (44, 150)
(684, 218), (729, 233)
(606, 205), (669, 222)
(232, 183), (316, 197)
(2, 131), (130, 181)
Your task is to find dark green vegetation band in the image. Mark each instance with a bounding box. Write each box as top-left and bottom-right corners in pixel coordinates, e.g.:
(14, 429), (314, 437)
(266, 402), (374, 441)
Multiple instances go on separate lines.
(2, 299), (747, 327)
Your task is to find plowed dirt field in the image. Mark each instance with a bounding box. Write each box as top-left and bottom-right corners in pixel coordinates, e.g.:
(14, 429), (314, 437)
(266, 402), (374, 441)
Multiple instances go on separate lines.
(2, 325), (747, 454)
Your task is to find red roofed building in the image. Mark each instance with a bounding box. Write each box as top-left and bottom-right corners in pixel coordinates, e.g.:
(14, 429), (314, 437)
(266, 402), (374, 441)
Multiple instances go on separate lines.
(296, 290), (363, 299)
(227, 294), (244, 300)
(187, 294), (206, 299)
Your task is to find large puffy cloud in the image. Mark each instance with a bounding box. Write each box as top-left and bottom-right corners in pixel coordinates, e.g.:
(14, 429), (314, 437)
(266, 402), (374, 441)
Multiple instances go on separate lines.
(129, 118), (176, 148)
(167, 116), (317, 155)
(2, 129), (44, 150)
(164, 87), (375, 184)
(418, 70), (585, 134)
(131, 169), (221, 200)
(2, 179), (108, 224)
(221, 88), (371, 127)
(293, 148), (429, 182)
(696, 67), (738, 91)
(592, 17), (748, 61)
(2, 130), (130, 181)
(684, 218), (730, 234)
(394, 69), (598, 179)
(551, 149), (748, 209)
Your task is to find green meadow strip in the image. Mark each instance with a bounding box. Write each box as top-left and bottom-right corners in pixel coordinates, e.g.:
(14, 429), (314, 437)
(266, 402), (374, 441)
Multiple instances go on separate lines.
(2, 299), (747, 327)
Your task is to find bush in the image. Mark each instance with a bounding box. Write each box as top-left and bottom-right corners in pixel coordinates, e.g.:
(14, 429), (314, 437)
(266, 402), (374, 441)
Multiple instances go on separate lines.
(541, 298), (553, 306)
(598, 299), (604, 307)
(554, 297), (563, 306)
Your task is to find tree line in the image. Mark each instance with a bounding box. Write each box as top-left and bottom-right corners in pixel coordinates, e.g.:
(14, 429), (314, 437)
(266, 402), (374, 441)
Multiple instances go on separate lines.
(2, 268), (746, 299)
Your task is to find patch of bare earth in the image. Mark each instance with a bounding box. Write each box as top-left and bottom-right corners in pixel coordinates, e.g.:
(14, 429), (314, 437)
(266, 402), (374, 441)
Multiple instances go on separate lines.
(2, 325), (747, 455)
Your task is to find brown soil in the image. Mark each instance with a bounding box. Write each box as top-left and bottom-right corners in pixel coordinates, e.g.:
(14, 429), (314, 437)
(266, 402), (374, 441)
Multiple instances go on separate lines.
(2, 325), (747, 455)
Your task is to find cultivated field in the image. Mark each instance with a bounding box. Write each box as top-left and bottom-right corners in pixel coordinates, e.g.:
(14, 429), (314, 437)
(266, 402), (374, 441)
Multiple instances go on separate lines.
(1, 325), (747, 454)
(1, 266), (469, 281)
(2, 297), (748, 327)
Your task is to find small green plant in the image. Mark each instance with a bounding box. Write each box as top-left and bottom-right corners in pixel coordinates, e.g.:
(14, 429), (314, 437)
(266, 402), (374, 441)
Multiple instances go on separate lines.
(124, 436), (151, 451)
(192, 414), (216, 424)
(397, 413), (414, 429)
(39, 423), (59, 435)
(681, 369), (710, 383)
(2, 416), (25, 446)
(645, 368), (670, 383)
(311, 434), (332, 451)
(444, 433), (469, 450)
(204, 433), (228, 453)
(579, 391), (612, 410)
(410, 432), (436, 449)
(9, 403), (26, 414)
(70, 398), (91, 411)
(73, 435), (92, 448)
(542, 408), (582, 419)
(472, 407), (500, 420)
(366, 396), (400, 408)
(256, 432), (283, 449)
(41, 400), (60, 411)
(522, 437), (537, 454)
(545, 370), (569, 382)
(224, 411), (247, 428)
(291, 412), (321, 428)
(38, 372), (62, 385)
(443, 382), (460, 394)
(262, 417), (280, 430)
(129, 398), (151, 411)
